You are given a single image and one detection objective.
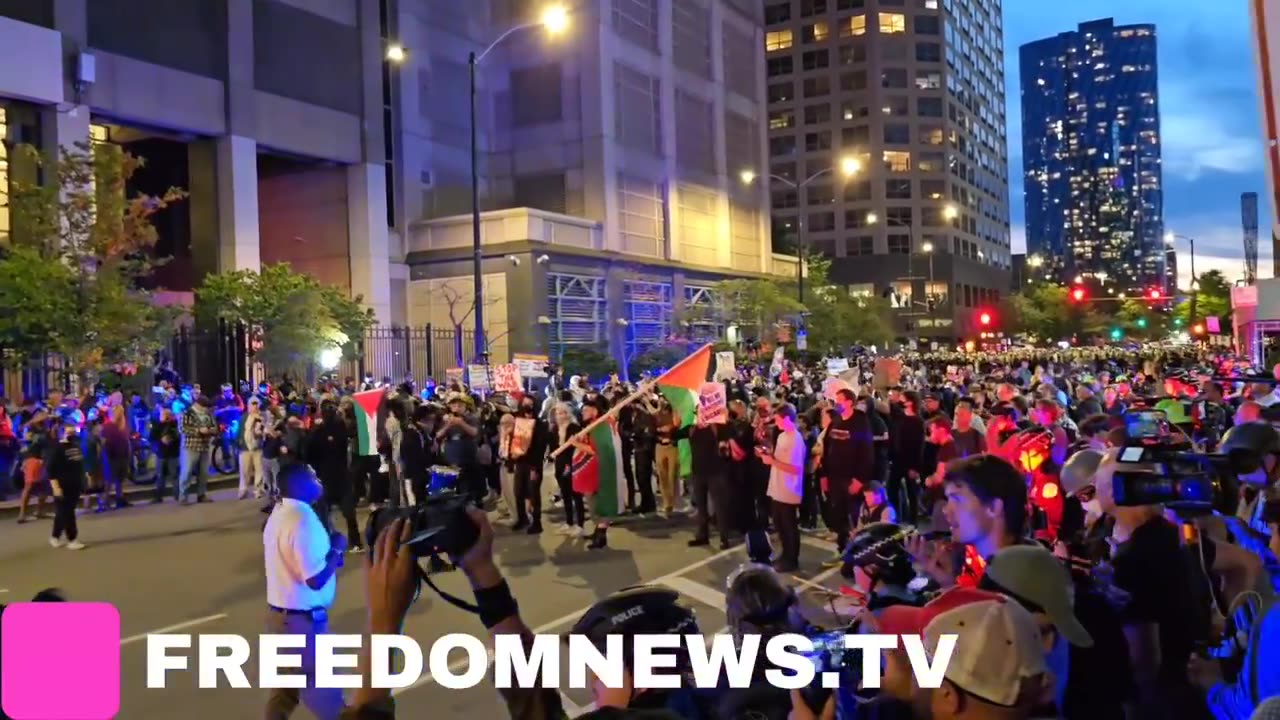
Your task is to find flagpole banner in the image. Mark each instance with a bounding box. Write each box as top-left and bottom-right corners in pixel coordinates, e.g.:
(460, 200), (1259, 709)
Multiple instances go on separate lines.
(352, 389), (383, 456)
(571, 418), (627, 518)
(656, 345), (712, 477)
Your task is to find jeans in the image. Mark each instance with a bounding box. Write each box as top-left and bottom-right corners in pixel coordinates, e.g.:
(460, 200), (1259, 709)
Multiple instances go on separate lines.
(178, 446), (212, 500)
(693, 470), (731, 543)
(154, 456), (179, 500)
(771, 499), (800, 568)
(238, 449), (264, 496)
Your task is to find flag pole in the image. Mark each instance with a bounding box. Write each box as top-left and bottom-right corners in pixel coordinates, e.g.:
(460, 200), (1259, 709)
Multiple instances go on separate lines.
(548, 343), (713, 459)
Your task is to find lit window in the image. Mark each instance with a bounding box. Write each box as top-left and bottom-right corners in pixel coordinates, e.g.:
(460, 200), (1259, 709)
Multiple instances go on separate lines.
(766, 29), (793, 51)
(805, 22), (829, 42)
(879, 12), (906, 33)
(883, 150), (911, 172)
(850, 15), (867, 35)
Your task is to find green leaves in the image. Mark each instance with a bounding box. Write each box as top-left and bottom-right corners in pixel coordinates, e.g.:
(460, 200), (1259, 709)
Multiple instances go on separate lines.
(0, 143), (183, 378)
(194, 263), (376, 373)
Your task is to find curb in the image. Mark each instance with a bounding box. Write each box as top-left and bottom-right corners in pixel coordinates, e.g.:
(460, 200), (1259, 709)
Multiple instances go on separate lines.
(0, 474), (240, 519)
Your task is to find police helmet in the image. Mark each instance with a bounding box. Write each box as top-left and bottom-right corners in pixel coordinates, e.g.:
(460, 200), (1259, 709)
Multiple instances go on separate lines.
(570, 586), (700, 671)
(1061, 448), (1104, 497)
(841, 521), (915, 586)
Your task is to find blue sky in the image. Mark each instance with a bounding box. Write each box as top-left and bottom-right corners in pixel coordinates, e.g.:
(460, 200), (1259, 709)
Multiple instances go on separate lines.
(1003, 0), (1268, 285)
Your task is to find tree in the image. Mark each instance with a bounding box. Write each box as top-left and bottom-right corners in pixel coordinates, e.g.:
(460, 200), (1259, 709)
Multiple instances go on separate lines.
(559, 344), (616, 380)
(1005, 284), (1107, 342)
(798, 256), (894, 350)
(1174, 269), (1232, 327)
(1113, 299), (1170, 341)
(0, 142), (183, 384)
(429, 278), (510, 355)
(195, 263), (375, 373)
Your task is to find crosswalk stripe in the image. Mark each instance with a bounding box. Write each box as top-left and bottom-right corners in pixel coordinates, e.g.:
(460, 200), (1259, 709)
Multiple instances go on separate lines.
(658, 576), (727, 611)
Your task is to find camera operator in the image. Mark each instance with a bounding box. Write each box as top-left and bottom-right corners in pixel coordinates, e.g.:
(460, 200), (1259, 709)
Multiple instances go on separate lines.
(1093, 452), (1211, 719)
(344, 510), (711, 720)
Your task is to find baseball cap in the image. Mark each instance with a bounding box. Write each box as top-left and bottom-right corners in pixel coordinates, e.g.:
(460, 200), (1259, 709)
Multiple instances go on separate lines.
(878, 587), (1047, 707)
(980, 545), (1093, 647)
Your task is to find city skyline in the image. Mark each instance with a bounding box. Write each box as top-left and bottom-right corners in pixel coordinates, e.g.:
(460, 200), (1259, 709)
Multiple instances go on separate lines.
(1005, 1), (1267, 288)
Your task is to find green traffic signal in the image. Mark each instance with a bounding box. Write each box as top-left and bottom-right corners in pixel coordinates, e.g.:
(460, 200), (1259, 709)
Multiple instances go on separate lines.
(1110, 328), (1123, 340)
(1136, 317), (1148, 329)
(1173, 318), (1184, 327)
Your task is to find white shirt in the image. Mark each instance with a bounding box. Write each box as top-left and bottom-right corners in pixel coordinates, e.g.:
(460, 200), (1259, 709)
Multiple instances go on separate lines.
(768, 429), (806, 505)
(264, 499), (335, 610)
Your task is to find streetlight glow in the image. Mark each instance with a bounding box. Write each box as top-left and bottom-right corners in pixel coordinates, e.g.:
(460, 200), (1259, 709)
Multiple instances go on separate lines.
(739, 169), (756, 185)
(866, 212), (879, 225)
(1164, 231), (1175, 245)
(386, 44), (407, 63)
(540, 4), (569, 33)
(839, 155), (861, 177)
(1027, 254), (1043, 268)
(943, 204), (959, 220)
(921, 241), (934, 253)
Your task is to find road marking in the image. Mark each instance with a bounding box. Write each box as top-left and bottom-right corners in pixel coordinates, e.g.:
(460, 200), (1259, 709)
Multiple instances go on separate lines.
(395, 541), (750, 695)
(659, 576), (727, 611)
(562, 693), (591, 718)
(121, 613), (229, 645)
(801, 535), (838, 552)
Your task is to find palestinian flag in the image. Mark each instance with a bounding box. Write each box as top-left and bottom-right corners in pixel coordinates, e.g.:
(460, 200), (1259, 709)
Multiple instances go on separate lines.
(352, 389), (383, 456)
(656, 345), (713, 477)
(571, 418), (627, 518)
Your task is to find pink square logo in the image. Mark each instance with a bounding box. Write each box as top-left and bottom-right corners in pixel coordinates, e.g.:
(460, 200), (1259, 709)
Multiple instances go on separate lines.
(2, 602), (120, 719)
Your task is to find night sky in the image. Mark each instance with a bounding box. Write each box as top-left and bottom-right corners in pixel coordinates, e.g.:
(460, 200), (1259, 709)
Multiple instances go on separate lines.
(1003, 0), (1268, 286)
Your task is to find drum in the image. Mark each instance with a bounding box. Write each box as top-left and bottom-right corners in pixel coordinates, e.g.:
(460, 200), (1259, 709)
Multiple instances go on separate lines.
(428, 465), (461, 496)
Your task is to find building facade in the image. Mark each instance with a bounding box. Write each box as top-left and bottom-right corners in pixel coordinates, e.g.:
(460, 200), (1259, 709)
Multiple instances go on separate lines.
(0, 0), (392, 319)
(395, 0), (780, 365)
(762, 0), (1012, 344)
(1020, 18), (1165, 297)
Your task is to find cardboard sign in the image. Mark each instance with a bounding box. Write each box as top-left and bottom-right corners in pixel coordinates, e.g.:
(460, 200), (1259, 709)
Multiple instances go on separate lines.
(823, 377), (854, 402)
(445, 368), (465, 386)
(492, 363), (522, 394)
(873, 358), (902, 391)
(698, 381), (728, 424)
(467, 364), (490, 391)
(715, 352), (737, 381)
(513, 353), (549, 378)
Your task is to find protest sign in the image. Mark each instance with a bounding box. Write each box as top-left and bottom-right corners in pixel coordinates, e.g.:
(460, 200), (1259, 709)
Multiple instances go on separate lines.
(697, 382), (728, 424)
(492, 363), (522, 394)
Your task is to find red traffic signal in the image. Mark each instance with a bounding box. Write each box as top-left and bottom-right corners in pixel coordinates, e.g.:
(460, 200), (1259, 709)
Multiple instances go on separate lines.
(1070, 286), (1086, 302)
(1192, 323), (1205, 336)
(978, 311), (993, 327)
(1147, 288), (1162, 301)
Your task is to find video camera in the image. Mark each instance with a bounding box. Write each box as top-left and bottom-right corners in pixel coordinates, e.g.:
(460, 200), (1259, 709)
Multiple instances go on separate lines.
(365, 490), (481, 566)
(1110, 409), (1236, 515)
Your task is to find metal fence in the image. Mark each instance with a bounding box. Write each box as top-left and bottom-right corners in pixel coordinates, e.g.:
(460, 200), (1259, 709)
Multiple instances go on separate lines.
(0, 324), (478, 402)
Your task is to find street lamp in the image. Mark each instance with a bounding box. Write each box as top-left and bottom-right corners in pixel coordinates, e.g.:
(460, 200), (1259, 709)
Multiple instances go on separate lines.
(469, 4), (569, 363)
(740, 154), (861, 302)
(1166, 231), (1200, 324)
(385, 43), (407, 63)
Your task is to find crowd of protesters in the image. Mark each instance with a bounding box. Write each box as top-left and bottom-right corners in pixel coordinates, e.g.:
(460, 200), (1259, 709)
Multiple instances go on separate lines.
(4, 343), (1280, 719)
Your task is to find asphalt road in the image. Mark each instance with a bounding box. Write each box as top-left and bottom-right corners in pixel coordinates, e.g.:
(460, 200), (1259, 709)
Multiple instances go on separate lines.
(0, 489), (850, 719)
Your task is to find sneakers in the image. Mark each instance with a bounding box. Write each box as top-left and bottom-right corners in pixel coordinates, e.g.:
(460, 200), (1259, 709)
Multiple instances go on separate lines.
(66, 541), (86, 550)
(49, 537), (65, 548)
(556, 523), (573, 535)
(572, 526), (586, 538)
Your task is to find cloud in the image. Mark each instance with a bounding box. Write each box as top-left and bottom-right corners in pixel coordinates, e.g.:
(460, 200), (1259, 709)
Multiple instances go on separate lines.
(1161, 213), (1273, 287)
(1159, 82), (1263, 181)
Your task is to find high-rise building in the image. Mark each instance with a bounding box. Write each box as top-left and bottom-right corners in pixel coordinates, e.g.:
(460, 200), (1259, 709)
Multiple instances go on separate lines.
(1020, 18), (1164, 296)
(398, 0), (776, 363)
(763, 0), (1013, 343)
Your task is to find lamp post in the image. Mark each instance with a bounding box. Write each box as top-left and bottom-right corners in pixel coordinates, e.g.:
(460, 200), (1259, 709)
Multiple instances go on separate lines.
(469, 5), (569, 363)
(740, 155), (861, 303)
(867, 203), (956, 314)
(1165, 231), (1199, 324)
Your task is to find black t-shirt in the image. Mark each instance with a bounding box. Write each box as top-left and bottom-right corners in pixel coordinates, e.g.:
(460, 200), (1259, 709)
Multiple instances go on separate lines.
(1111, 517), (1210, 709)
(823, 410), (875, 482)
(952, 427), (984, 458)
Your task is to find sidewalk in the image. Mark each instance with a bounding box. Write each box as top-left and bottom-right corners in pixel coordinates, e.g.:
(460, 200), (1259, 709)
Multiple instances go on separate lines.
(0, 473), (239, 519)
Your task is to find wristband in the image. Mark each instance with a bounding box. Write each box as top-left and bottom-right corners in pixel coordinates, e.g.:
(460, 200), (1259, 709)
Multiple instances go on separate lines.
(473, 580), (519, 629)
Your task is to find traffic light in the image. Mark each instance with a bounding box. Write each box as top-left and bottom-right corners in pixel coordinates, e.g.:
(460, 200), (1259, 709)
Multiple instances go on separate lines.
(1110, 327), (1123, 341)
(1147, 288), (1162, 301)
(1192, 323), (1205, 336)
(1070, 286), (1087, 303)
(1136, 317), (1148, 329)
(978, 310), (993, 327)
(1173, 318), (1185, 328)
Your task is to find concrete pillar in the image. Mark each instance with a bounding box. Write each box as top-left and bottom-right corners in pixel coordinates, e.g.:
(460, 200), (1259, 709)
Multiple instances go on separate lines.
(47, 0), (88, 157)
(215, 135), (261, 272)
(225, 0), (255, 136)
(347, 162), (391, 322)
